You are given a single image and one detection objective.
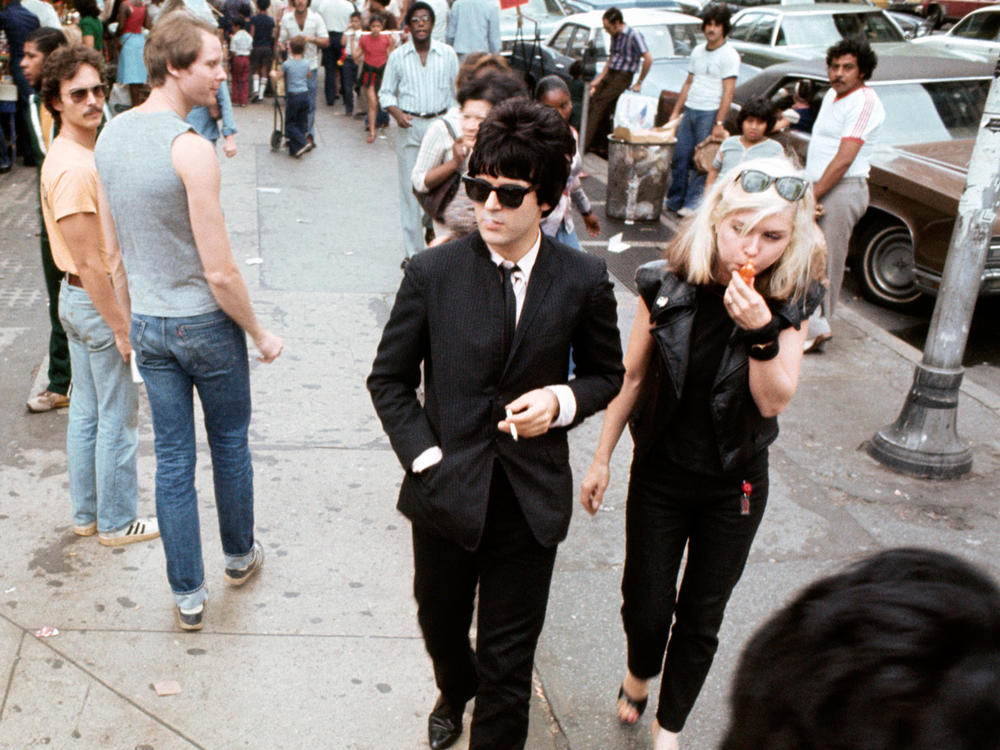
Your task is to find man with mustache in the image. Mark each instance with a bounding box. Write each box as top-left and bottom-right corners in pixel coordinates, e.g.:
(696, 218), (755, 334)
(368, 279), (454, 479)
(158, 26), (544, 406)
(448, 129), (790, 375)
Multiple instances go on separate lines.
(803, 37), (884, 353)
(95, 13), (283, 631)
(38, 43), (159, 548)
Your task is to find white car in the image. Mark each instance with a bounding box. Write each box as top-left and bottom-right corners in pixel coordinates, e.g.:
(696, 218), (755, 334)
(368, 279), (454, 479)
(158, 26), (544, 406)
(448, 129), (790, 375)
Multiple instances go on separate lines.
(910, 5), (1000, 61)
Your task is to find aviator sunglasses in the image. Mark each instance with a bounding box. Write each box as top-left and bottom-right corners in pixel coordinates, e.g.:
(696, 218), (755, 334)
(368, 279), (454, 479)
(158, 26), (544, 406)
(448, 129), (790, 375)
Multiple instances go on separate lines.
(66, 84), (108, 104)
(462, 175), (537, 209)
(737, 169), (808, 202)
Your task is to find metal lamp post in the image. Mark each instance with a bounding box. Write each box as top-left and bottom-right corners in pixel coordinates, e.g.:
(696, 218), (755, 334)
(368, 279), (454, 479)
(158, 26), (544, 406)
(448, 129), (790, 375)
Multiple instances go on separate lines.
(867, 57), (1000, 478)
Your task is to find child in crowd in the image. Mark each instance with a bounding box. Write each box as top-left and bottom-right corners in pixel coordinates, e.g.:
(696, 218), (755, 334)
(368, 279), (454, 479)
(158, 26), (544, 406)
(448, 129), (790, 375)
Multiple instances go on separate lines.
(355, 12), (395, 143)
(340, 11), (362, 117)
(230, 16), (254, 106)
(534, 76), (600, 250)
(250, 0), (276, 101)
(272, 35), (312, 156)
(705, 96), (785, 192)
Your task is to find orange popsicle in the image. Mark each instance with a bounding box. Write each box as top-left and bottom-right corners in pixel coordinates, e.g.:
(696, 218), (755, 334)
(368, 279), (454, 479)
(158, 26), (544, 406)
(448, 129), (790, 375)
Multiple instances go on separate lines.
(738, 261), (755, 285)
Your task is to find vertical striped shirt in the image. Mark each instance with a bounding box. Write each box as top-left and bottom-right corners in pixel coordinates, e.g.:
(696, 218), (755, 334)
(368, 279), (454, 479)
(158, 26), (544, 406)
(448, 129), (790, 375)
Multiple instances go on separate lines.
(608, 25), (648, 73)
(378, 39), (459, 115)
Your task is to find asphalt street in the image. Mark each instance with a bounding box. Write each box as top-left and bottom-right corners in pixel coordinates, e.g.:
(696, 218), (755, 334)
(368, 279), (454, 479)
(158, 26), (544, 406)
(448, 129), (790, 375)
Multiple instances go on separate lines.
(1, 97), (999, 749)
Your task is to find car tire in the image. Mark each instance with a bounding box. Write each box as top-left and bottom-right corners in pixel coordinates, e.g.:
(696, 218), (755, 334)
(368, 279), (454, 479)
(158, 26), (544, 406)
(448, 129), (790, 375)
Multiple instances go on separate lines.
(925, 3), (944, 28)
(857, 221), (923, 309)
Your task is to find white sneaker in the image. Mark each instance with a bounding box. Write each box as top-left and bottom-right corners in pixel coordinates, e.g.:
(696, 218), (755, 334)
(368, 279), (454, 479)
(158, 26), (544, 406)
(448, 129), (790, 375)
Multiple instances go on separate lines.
(676, 206), (695, 218)
(99, 517), (160, 547)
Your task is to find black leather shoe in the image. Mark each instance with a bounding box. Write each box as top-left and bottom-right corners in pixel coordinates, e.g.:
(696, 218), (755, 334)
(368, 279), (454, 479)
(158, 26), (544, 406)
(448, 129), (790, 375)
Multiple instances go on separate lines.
(428, 694), (464, 750)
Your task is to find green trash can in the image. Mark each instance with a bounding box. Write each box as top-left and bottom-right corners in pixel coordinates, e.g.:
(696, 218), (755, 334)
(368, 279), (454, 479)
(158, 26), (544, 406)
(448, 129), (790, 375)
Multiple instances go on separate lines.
(605, 135), (675, 222)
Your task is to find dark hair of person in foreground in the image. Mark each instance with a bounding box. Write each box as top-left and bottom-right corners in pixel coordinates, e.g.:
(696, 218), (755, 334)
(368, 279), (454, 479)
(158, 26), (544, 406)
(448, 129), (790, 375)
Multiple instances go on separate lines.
(720, 547), (1000, 750)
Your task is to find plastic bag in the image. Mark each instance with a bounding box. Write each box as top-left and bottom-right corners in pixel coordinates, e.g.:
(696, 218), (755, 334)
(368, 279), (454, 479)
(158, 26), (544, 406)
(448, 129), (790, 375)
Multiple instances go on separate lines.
(613, 91), (657, 131)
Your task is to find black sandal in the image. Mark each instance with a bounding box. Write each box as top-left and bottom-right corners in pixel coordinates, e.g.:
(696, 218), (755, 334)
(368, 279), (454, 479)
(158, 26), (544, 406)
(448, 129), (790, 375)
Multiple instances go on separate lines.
(617, 683), (648, 725)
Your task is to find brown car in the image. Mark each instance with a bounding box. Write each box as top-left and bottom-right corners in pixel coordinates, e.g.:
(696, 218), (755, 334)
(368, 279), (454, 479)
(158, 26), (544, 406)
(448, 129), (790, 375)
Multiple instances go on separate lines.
(731, 54), (1000, 309)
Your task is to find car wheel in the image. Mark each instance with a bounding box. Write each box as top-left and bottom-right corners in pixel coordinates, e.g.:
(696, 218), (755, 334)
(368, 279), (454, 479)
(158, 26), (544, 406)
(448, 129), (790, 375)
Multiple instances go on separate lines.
(857, 222), (923, 309)
(925, 3), (944, 28)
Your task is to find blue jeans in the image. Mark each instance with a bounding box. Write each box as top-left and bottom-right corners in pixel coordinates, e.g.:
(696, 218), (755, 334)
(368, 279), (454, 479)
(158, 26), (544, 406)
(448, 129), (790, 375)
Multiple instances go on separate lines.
(341, 58), (357, 115)
(323, 31), (343, 105)
(285, 91), (310, 154)
(554, 219), (581, 251)
(131, 309), (256, 609)
(666, 107), (716, 212)
(307, 69), (318, 139)
(59, 282), (140, 533)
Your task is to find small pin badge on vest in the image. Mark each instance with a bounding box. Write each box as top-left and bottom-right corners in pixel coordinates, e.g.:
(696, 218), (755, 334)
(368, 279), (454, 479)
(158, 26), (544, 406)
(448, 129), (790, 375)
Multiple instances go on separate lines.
(740, 481), (752, 516)
(656, 295), (669, 307)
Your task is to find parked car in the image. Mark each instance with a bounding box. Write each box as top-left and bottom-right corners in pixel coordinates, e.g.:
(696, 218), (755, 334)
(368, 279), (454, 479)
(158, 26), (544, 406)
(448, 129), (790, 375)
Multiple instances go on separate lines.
(563, 0), (707, 18)
(732, 0), (934, 36)
(509, 8), (759, 128)
(726, 4), (927, 68)
(729, 55), (1000, 308)
(916, 0), (998, 28)
(910, 4), (1000, 57)
(500, 0), (574, 55)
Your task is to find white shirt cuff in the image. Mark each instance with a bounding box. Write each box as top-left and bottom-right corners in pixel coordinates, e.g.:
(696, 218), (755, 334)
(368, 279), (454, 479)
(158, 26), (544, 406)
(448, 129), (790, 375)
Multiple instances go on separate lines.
(412, 446), (443, 473)
(545, 385), (577, 429)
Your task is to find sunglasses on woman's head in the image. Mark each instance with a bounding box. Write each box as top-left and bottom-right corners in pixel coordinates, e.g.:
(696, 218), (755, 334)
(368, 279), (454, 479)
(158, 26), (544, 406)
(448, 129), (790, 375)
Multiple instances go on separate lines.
(737, 169), (808, 202)
(66, 84), (108, 104)
(462, 175), (536, 209)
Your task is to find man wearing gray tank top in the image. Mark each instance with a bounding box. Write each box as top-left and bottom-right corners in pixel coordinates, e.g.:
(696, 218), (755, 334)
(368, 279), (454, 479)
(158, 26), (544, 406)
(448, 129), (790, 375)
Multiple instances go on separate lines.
(95, 11), (283, 632)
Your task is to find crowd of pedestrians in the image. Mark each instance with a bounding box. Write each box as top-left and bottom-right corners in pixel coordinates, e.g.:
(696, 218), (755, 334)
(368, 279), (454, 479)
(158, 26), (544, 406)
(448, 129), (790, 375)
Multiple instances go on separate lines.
(7, 0), (1000, 749)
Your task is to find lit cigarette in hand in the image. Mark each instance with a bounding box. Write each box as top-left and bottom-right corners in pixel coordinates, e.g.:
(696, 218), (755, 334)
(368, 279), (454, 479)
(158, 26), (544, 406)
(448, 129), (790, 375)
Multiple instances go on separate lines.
(506, 408), (518, 441)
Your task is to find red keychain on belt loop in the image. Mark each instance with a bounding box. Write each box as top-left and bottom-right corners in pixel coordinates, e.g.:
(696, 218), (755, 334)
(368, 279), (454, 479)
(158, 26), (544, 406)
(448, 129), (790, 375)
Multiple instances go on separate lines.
(740, 481), (752, 516)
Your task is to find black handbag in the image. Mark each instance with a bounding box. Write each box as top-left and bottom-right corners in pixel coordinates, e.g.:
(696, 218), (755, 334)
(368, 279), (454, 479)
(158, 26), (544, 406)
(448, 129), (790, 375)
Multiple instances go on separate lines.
(414, 117), (460, 222)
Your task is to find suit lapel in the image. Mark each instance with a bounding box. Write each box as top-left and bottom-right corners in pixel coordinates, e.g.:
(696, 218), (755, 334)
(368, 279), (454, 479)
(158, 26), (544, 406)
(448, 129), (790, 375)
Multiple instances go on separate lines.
(502, 237), (557, 376)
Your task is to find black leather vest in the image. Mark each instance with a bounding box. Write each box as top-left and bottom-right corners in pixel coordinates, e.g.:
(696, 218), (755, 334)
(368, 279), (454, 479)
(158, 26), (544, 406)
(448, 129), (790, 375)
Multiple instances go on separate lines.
(629, 260), (823, 473)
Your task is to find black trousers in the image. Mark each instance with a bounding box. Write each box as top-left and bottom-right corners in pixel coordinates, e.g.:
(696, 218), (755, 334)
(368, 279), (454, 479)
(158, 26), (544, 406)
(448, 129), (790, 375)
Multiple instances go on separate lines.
(621, 457), (768, 732)
(411, 462), (558, 750)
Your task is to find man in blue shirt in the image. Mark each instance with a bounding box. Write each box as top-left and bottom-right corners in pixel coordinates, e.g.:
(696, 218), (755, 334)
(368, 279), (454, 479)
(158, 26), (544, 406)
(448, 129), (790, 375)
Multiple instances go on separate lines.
(0, 0), (41, 169)
(583, 6), (651, 156)
(446, 0), (500, 59)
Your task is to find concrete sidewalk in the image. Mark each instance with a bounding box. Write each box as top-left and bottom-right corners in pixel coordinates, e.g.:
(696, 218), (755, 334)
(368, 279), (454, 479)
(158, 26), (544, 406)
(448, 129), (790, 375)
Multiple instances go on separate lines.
(1, 97), (998, 750)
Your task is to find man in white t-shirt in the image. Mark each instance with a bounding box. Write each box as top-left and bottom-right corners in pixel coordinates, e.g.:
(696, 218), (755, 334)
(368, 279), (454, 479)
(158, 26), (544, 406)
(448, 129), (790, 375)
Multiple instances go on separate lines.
(311, 0), (353, 107)
(278, 0), (329, 145)
(803, 37), (884, 352)
(665, 2), (740, 216)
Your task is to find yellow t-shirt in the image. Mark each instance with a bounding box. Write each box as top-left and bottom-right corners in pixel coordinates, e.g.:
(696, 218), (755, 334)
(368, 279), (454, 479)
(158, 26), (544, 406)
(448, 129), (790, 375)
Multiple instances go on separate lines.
(39, 137), (107, 276)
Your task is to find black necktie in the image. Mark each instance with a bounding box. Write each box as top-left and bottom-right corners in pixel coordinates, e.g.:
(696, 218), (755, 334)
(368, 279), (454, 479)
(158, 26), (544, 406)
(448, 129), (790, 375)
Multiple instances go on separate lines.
(501, 264), (519, 360)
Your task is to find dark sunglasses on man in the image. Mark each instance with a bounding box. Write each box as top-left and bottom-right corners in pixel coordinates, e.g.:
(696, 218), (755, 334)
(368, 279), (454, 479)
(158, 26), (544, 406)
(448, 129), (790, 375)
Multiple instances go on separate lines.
(66, 84), (108, 104)
(737, 169), (809, 203)
(462, 175), (537, 209)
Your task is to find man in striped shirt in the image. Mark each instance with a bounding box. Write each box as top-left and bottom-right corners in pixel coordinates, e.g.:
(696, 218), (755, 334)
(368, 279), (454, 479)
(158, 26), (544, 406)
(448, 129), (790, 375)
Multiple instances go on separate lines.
(583, 6), (652, 156)
(379, 1), (459, 262)
(803, 37), (884, 353)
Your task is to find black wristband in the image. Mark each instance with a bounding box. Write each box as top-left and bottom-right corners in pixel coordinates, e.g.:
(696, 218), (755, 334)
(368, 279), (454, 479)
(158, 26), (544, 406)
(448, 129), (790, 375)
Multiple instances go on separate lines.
(748, 339), (780, 361)
(737, 317), (781, 345)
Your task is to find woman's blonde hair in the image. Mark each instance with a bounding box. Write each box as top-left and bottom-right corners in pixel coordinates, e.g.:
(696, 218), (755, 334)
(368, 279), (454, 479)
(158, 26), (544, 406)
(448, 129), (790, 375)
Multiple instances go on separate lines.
(666, 155), (826, 301)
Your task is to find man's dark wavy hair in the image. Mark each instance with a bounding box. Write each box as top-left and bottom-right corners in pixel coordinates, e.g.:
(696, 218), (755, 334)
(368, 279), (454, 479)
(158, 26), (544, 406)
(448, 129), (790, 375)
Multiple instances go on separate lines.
(701, 3), (731, 36)
(41, 44), (105, 127)
(721, 548), (1000, 750)
(467, 99), (574, 217)
(826, 36), (878, 80)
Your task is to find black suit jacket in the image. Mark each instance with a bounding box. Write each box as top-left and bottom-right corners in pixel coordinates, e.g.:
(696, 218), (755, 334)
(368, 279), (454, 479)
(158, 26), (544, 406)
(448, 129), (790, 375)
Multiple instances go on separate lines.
(368, 232), (624, 551)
